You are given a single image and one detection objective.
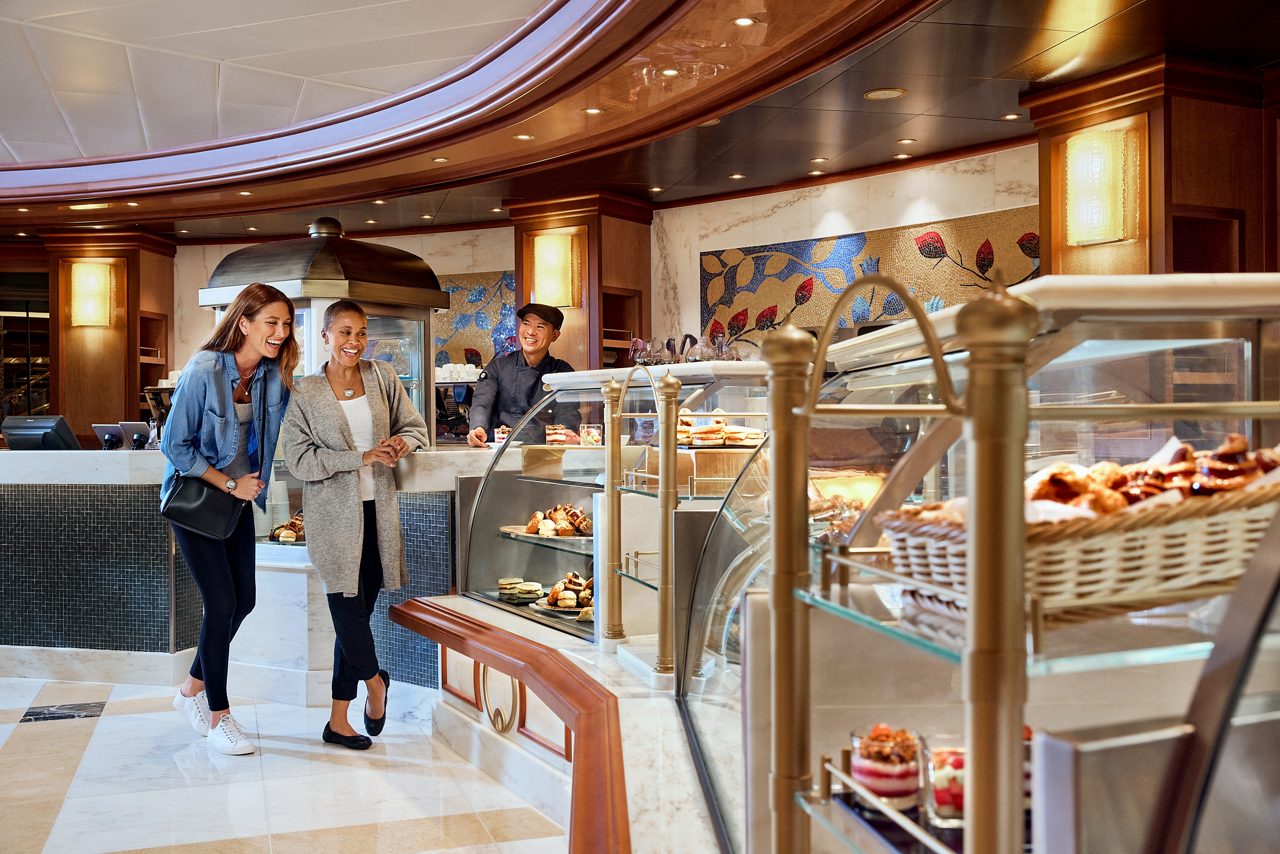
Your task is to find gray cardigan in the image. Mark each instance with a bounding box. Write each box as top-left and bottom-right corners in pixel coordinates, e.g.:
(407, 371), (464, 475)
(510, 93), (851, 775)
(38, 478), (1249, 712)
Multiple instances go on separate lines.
(280, 359), (429, 596)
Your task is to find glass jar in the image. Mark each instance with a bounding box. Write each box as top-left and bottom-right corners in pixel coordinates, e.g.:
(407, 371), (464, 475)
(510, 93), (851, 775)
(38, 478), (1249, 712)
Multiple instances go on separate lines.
(849, 725), (923, 814)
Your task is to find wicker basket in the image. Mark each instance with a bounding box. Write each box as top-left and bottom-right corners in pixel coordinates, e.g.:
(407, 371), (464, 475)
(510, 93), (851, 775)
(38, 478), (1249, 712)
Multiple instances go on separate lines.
(876, 483), (1280, 612)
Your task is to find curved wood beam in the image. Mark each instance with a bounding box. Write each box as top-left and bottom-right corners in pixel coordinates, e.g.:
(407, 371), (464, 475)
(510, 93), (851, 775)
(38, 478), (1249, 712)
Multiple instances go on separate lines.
(0, 0), (937, 225)
(389, 597), (630, 854)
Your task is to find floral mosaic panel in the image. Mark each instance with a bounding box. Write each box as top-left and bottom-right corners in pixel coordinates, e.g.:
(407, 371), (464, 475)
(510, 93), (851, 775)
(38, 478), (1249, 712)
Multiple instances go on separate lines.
(433, 270), (517, 368)
(700, 206), (1040, 348)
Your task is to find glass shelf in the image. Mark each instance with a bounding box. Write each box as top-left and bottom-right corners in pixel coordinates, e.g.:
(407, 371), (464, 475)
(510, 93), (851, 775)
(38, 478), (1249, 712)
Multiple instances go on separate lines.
(616, 567), (658, 591)
(514, 474), (605, 489)
(496, 528), (595, 556)
(795, 585), (1260, 677)
(618, 485), (727, 502)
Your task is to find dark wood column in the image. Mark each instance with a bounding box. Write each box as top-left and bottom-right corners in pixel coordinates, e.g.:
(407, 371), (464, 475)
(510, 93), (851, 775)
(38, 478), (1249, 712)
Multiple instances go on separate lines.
(508, 193), (652, 371)
(41, 230), (175, 442)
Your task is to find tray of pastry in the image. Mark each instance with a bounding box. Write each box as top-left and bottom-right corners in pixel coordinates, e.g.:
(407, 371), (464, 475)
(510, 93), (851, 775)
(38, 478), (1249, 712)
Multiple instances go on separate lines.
(529, 572), (594, 620)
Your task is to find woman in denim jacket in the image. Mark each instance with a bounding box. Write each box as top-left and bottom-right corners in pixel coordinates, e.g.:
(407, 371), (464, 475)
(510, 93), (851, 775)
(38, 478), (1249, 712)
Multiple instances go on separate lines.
(160, 283), (297, 756)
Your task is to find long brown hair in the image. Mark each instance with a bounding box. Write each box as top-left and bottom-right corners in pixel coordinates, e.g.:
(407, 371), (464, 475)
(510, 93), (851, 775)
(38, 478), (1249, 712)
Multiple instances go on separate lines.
(200, 283), (299, 387)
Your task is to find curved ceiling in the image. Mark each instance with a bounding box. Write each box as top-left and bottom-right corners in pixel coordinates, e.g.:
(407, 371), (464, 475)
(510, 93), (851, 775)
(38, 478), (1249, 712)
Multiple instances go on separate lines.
(0, 0), (547, 162)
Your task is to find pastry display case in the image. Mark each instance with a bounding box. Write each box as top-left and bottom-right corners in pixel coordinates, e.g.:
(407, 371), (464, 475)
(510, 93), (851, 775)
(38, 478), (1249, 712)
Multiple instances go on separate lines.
(461, 362), (768, 640)
(677, 274), (1280, 853)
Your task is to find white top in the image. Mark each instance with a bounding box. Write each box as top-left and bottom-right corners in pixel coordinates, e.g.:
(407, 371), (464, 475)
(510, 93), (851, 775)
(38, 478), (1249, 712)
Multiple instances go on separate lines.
(338, 394), (376, 501)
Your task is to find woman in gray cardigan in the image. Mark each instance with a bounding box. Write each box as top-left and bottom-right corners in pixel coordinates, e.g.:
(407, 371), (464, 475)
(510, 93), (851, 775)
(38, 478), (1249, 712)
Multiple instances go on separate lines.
(280, 299), (429, 750)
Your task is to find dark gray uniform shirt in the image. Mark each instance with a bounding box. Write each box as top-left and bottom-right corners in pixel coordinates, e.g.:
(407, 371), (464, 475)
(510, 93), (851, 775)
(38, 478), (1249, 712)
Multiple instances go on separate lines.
(468, 349), (577, 436)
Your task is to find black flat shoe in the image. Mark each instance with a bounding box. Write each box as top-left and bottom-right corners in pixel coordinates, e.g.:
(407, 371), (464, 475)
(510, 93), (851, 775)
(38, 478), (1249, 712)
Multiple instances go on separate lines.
(322, 722), (371, 750)
(364, 669), (390, 737)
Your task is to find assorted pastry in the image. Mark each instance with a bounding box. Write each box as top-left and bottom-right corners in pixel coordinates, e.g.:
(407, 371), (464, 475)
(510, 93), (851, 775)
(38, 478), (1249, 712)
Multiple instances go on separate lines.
(270, 510), (304, 544)
(544, 424), (573, 446)
(580, 424), (603, 446)
(545, 571), (594, 609)
(493, 425), (511, 444)
(523, 503), (593, 537)
(851, 724), (922, 811)
(675, 408), (763, 447)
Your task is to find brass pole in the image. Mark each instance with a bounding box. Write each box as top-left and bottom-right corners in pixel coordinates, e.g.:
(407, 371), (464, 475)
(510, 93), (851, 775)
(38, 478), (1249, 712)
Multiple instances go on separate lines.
(954, 289), (1038, 854)
(764, 324), (816, 854)
(655, 373), (682, 674)
(601, 379), (626, 641)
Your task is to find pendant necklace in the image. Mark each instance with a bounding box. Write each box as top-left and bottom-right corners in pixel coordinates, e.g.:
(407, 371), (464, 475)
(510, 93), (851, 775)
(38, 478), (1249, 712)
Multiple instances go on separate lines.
(343, 387), (355, 399)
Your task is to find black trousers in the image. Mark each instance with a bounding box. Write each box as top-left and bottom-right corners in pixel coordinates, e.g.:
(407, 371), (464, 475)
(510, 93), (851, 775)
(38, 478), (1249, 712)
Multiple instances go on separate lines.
(327, 501), (384, 702)
(173, 510), (257, 712)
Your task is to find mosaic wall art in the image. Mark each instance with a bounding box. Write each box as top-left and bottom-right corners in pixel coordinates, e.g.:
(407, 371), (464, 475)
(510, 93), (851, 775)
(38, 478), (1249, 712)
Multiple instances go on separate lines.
(700, 206), (1040, 347)
(433, 271), (517, 368)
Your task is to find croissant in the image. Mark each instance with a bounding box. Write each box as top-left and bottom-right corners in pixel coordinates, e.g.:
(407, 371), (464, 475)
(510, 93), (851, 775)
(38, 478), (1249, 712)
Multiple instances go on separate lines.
(525, 511), (544, 534)
(1030, 464), (1090, 503)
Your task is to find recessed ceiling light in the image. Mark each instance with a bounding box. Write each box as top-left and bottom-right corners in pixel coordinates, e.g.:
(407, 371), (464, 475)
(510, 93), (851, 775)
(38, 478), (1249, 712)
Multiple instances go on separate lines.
(126, 202), (139, 207)
(372, 200), (386, 205)
(420, 214), (433, 219)
(809, 157), (828, 164)
(178, 229), (189, 233)
(893, 153), (913, 160)
(513, 133), (534, 141)
(650, 186), (663, 192)
(808, 170), (825, 176)
(69, 203), (109, 211)
(432, 157), (449, 163)
(863, 87), (907, 101)
(238, 191), (252, 196)
(491, 207), (503, 213)
(660, 68), (680, 78)
(896, 138), (917, 144)
(583, 107), (604, 115)
(699, 118), (721, 127)
(365, 219), (377, 224)
(16, 232), (26, 237)
(17, 208), (29, 212)
(91, 224), (106, 229)
(732, 16), (758, 27)
(1001, 113), (1021, 121)
(246, 226), (258, 231)
(728, 173), (746, 180)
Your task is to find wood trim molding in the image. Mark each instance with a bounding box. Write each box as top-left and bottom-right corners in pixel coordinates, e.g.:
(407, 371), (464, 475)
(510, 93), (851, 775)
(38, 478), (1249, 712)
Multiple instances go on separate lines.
(507, 192), (654, 225)
(440, 644), (483, 711)
(516, 681), (574, 760)
(39, 230), (177, 258)
(390, 598), (629, 854)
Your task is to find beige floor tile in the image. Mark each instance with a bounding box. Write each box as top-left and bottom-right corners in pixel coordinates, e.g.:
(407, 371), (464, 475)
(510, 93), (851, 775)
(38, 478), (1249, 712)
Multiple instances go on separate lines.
(113, 836), (272, 853)
(0, 707), (23, 724)
(0, 752), (83, 802)
(0, 717), (98, 757)
(33, 681), (113, 706)
(0, 796), (62, 853)
(270, 812), (493, 854)
(103, 696), (180, 716)
(476, 807), (563, 842)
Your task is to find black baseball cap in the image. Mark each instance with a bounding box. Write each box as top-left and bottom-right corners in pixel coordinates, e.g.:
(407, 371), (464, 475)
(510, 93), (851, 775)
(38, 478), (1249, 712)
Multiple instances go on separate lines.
(517, 303), (564, 331)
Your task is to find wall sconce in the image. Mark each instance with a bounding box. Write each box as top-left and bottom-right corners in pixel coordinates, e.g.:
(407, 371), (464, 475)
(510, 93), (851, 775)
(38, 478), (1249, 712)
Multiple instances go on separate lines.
(532, 232), (581, 308)
(1065, 127), (1140, 246)
(70, 262), (114, 327)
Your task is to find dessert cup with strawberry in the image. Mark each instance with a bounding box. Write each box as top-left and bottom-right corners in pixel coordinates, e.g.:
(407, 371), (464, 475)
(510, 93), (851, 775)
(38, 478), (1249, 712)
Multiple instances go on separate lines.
(850, 724), (922, 813)
(925, 740), (966, 828)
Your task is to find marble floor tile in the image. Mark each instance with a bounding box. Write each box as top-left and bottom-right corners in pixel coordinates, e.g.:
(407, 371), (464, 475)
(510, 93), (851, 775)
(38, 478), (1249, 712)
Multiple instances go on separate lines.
(476, 806), (562, 842)
(34, 680), (114, 706)
(0, 722), (13, 750)
(0, 795), (63, 854)
(0, 676), (44, 717)
(45, 779), (273, 852)
(269, 811), (493, 853)
(114, 838), (272, 854)
(22, 700), (106, 721)
(0, 715), (98, 758)
(0, 751), (87, 802)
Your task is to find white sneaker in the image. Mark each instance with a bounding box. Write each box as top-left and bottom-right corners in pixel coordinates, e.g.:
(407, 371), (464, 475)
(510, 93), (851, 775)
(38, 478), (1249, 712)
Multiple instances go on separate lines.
(207, 713), (256, 756)
(173, 689), (211, 737)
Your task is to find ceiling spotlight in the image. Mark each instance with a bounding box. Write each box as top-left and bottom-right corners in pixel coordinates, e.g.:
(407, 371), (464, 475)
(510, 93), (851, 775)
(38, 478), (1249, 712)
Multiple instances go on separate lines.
(372, 200), (386, 205)
(17, 208), (29, 212)
(583, 107), (604, 115)
(16, 232), (26, 237)
(246, 226), (258, 231)
(365, 219), (377, 224)
(178, 229), (189, 234)
(420, 214), (434, 219)
(238, 191), (252, 196)
(893, 153), (913, 160)
(732, 16), (758, 27)
(513, 133), (534, 141)
(699, 118), (722, 127)
(1001, 113), (1021, 121)
(432, 157), (449, 163)
(126, 202), (139, 207)
(896, 138), (917, 144)
(491, 207), (503, 213)
(863, 87), (907, 101)
(809, 157), (829, 164)
(728, 173), (746, 180)
(808, 170), (825, 176)
(660, 68), (680, 78)
(91, 225), (106, 229)
(650, 186), (663, 192)
(69, 202), (109, 211)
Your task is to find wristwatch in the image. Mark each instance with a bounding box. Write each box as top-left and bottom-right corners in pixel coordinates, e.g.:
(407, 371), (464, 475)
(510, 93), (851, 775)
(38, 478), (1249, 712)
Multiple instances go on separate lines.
(225, 478), (238, 493)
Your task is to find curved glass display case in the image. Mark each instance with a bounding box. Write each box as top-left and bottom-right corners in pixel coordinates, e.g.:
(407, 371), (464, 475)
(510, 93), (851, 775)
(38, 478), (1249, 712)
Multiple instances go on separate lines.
(679, 276), (1280, 852)
(462, 362), (768, 640)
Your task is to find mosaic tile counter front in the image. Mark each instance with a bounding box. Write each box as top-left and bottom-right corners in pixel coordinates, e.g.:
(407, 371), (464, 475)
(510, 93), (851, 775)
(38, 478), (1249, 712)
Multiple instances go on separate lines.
(0, 483), (199, 653)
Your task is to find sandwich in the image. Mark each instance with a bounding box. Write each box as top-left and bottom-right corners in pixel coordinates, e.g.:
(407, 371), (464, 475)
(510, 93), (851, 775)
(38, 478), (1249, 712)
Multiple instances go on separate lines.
(725, 425), (764, 446)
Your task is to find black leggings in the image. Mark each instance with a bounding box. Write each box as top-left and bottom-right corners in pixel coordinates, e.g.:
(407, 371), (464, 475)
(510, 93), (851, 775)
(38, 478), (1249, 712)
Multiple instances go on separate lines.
(327, 501), (384, 702)
(173, 510), (257, 711)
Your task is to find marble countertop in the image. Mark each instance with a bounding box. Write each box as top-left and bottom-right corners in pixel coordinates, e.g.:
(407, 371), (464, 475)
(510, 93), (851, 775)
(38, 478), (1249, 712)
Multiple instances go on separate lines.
(428, 594), (721, 853)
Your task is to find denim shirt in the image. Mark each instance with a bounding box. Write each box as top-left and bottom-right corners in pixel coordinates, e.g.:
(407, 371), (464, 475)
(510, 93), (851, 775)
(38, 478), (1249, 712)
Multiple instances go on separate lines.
(160, 350), (289, 511)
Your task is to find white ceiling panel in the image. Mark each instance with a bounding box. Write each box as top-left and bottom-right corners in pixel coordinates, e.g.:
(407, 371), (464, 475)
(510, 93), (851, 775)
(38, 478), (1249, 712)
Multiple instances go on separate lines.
(56, 90), (146, 155)
(6, 140), (84, 162)
(219, 64), (302, 109)
(218, 102), (300, 139)
(25, 26), (134, 95)
(319, 58), (464, 93)
(0, 0), (149, 22)
(130, 47), (218, 149)
(293, 80), (389, 124)
(0, 145), (17, 164)
(145, 27), (280, 62)
(242, 2), (529, 53)
(0, 25), (76, 143)
(241, 20), (518, 78)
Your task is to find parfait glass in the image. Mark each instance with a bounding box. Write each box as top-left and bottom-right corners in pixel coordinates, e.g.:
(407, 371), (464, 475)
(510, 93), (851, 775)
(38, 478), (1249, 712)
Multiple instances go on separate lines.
(849, 725), (923, 816)
(923, 735), (966, 829)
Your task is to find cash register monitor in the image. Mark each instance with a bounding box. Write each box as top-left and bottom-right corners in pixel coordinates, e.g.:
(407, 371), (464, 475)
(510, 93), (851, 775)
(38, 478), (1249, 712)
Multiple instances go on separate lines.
(1, 415), (81, 450)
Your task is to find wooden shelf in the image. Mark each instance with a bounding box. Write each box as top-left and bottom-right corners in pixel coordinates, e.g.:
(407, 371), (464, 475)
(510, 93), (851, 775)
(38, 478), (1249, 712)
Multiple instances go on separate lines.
(602, 338), (632, 349)
(139, 356), (165, 365)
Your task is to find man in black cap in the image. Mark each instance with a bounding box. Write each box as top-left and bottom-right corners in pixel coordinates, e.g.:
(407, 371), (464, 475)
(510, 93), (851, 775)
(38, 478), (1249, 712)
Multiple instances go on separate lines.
(467, 303), (578, 447)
